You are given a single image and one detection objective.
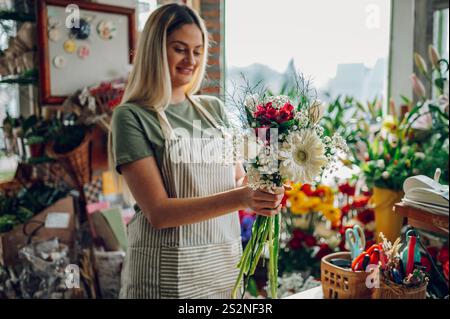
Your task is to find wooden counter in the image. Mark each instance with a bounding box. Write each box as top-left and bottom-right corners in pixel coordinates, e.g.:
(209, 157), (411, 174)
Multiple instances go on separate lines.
(394, 202), (449, 236)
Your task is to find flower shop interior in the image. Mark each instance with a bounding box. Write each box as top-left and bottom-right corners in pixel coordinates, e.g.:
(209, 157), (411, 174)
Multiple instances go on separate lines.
(0, 0), (449, 300)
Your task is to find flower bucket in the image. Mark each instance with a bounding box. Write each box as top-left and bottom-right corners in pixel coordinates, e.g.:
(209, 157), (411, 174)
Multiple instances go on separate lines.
(370, 187), (404, 243)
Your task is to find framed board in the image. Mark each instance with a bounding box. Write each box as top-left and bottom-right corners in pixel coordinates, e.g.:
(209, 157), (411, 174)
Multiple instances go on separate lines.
(37, 0), (136, 105)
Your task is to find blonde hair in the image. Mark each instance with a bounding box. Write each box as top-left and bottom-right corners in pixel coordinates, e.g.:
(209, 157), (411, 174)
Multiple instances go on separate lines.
(108, 4), (209, 204)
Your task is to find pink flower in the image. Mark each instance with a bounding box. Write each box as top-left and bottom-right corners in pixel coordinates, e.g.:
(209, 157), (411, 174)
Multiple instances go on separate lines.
(411, 73), (426, 98)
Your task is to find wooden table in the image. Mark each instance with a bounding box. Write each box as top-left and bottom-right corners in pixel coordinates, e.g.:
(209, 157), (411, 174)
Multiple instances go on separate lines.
(394, 202), (449, 236)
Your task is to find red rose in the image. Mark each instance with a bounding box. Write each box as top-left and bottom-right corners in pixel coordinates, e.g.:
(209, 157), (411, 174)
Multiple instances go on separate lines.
(293, 229), (305, 240)
(338, 183), (355, 196)
(276, 109), (293, 123)
(341, 204), (351, 216)
(289, 237), (303, 250)
(357, 209), (375, 224)
(362, 190), (372, 197)
(438, 246), (449, 264)
(304, 235), (317, 247)
(352, 196), (370, 208)
(346, 186), (356, 196)
(314, 188), (325, 197)
(300, 184), (315, 196)
(266, 107), (277, 119)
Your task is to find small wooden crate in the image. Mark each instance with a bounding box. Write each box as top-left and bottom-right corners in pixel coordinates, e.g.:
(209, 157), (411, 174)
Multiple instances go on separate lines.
(0, 196), (76, 266)
(372, 277), (428, 299)
(321, 252), (372, 299)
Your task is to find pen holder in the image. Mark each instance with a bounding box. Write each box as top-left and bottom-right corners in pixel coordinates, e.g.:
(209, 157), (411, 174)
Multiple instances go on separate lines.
(321, 252), (373, 299)
(372, 277), (428, 299)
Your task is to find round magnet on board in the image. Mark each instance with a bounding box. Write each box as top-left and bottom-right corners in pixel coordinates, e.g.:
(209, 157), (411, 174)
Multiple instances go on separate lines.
(48, 28), (61, 42)
(63, 39), (77, 53)
(70, 18), (91, 40)
(53, 55), (67, 69)
(77, 45), (90, 59)
(97, 20), (117, 40)
(48, 16), (58, 26)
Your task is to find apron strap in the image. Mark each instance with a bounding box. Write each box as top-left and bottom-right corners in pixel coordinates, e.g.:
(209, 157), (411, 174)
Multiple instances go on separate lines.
(157, 110), (175, 140)
(157, 95), (224, 141)
(186, 95), (222, 129)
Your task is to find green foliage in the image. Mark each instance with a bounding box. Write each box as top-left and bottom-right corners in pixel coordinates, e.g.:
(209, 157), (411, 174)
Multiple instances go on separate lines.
(0, 181), (68, 233)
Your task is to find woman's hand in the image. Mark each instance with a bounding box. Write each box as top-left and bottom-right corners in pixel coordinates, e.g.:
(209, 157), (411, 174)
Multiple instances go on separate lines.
(240, 185), (287, 217)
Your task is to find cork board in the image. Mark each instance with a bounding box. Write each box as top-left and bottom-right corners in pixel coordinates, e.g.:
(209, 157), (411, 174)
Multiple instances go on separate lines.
(37, 0), (135, 105)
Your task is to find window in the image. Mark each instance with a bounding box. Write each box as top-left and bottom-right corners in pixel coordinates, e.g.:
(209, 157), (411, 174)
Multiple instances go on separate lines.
(1, 18), (19, 151)
(433, 8), (449, 98)
(137, 0), (158, 32)
(225, 0), (391, 104)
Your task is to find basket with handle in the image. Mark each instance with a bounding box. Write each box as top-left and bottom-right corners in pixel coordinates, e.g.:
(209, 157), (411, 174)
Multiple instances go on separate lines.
(321, 252), (373, 299)
(372, 276), (428, 299)
(46, 131), (92, 190)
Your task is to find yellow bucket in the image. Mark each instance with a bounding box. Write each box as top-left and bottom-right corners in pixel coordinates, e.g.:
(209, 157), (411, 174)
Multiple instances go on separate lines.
(370, 187), (404, 242)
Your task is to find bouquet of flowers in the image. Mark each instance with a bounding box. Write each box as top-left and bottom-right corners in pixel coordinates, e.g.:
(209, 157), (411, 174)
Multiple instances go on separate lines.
(229, 75), (348, 298)
(62, 78), (126, 132)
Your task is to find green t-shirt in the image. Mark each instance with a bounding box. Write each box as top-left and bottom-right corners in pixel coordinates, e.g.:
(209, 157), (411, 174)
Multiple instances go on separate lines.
(111, 95), (230, 174)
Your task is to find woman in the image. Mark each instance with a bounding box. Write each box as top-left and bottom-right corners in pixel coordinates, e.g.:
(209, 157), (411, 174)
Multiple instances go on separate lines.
(110, 3), (284, 299)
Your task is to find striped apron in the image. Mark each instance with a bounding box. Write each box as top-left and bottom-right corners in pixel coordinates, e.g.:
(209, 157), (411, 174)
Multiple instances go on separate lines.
(119, 96), (242, 299)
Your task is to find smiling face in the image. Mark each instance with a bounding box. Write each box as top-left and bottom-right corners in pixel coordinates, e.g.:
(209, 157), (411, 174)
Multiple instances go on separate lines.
(166, 23), (204, 89)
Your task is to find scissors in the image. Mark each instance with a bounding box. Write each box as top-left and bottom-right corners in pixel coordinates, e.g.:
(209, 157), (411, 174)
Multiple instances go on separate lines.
(345, 225), (366, 260)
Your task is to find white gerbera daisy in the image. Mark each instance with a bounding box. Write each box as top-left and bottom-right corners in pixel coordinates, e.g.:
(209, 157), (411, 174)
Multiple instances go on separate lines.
(278, 129), (328, 183)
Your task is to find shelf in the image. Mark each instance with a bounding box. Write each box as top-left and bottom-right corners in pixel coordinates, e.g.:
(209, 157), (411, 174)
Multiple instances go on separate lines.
(0, 70), (38, 85)
(394, 202), (449, 236)
(0, 77), (37, 85)
(0, 10), (35, 22)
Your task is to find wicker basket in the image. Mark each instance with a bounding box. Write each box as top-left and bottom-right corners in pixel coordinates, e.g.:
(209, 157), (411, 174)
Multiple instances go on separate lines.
(372, 277), (428, 299)
(46, 131), (91, 189)
(321, 252), (373, 299)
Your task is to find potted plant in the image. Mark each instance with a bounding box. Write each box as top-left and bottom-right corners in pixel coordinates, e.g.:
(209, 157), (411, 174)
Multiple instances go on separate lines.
(361, 46), (449, 242)
(21, 115), (51, 159)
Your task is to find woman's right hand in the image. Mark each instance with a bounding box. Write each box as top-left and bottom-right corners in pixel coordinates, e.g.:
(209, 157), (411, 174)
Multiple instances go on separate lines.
(240, 186), (286, 217)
